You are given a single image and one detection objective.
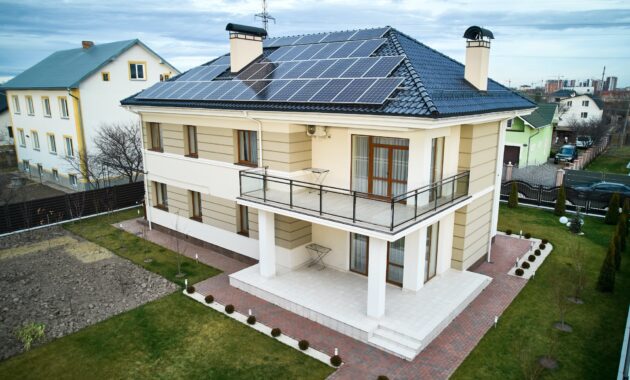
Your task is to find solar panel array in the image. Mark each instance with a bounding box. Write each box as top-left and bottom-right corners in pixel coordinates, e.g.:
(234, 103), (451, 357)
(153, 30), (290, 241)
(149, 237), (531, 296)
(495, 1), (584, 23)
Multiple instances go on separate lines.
(136, 26), (405, 105)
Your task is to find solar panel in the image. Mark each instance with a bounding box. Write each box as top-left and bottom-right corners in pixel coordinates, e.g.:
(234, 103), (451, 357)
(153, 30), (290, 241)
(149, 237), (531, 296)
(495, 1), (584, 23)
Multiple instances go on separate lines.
(212, 81), (239, 99)
(236, 63), (266, 80)
(329, 40), (365, 59)
(197, 65), (229, 81)
(350, 27), (390, 41)
(187, 82), (215, 100)
(321, 30), (358, 43)
(310, 79), (352, 102)
(212, 55), (231, 65)
(268, 35), (302, 47)
(319, 59), (357, 78)
(269, 80), (308, 101)
(289, 79), (330, 102)
(310, 42), (344, 60)
(363, 56), (404, 77)
(276, 45), (308, 61)
(252, 80), (291, 100)
(137, 82), (165, 99)
(349, 39), (386, 58)
(150, 82), (177, 99)
(294, 44), (326, 61)
(202, 81), (231, 100)
(263, 61), (300, 79)
(357, 77), (403, 104)
(169, 82), (202, 99)
(341, 57), (379, 78)
(249, 63), (279, 79)
(294, 33), (327, 45)
(176, 66), (206, 81)
(331, 78), (376, 103)
(281, 61), (317, 79)
(266, 46), (293, 61)
(239, 80), (271, 100)
(300, 59), (335, 79)
(219, 81), (251, 100)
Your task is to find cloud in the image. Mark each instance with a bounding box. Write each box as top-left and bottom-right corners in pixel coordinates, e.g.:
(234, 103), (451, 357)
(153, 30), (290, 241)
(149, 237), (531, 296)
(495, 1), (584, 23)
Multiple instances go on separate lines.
(0, 0), (628, 86)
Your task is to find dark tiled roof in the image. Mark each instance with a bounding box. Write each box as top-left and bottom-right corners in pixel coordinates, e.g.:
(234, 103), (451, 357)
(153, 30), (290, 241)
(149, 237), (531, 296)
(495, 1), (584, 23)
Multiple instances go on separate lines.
(0, 90), (7, 114)
(122, 27), (535, 118)
(521, 103), (557, 128)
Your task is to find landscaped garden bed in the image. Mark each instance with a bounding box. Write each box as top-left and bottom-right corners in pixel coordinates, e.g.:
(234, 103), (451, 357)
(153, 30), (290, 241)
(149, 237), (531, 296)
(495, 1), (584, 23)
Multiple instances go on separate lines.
(501, 233), (554, 279)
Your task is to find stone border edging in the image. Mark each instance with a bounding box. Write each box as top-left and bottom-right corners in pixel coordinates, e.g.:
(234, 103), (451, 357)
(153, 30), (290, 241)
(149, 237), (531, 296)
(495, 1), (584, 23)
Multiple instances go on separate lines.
(183, 290), (338, 368)
(496, 232), (553, 279)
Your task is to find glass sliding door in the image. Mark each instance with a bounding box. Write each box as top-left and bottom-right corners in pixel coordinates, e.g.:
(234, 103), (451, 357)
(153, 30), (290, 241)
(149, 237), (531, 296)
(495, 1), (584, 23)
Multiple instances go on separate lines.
(351, 135), (369, 193)
(350, 233), (369, 275)
(351, 135), (409, 198)
(387, 237), (405, 286)
(430, 137), (445, 200)
(425, 223), (439, 283)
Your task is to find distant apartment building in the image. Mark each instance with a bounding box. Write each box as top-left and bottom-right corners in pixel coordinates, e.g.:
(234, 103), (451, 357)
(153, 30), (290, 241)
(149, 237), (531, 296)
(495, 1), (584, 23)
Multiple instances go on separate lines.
(3, 40), (179, 190)
(604, 76), (618, 91)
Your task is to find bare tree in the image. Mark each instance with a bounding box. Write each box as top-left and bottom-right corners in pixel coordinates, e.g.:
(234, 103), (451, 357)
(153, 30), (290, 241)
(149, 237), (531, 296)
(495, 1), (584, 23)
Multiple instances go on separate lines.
(567, 118), (610, 144)
(552, 269), (575, 332)
(94, 122), (143, 184)
(64, 152), (107, 190)
(568, 245), (587, 304)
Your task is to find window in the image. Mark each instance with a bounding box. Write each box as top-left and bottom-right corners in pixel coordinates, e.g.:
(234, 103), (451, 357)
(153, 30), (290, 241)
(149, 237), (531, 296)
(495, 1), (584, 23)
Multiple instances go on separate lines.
(37, 164), (43, 178)
(69, 174), (78, 188)
(238, 205), (249, 236)
(149, 123), (162, 151)
(506, 119), (513, 129)
(52, 169), (59, 182)
(237, 130), (258, 166)
(129, 61), (146, 80)
(425, 223), (440, 283)
(159, 73), (170, 81)
(190, 191), (202, 221)
(387, 237), (405, 286)
(350, 233), (369, 275)
(102, 72), (110, 81)
(154, 182), (168, 210)
(185, 125), (198, 157)
(23, 160), (30, 172)
(59, 97), (69, 119)
(64, 136), (74, 157)
(32, 131), (40, 150)
(582, 100), (589, 107)
(26, 96), (35, 115)
(48, 134), (57, 154)
(566, 100), (572, 107)
(12, 95), (20, 114)
(17, 129), (26, 147)
(581, 112), (588, 119)
(42, 97), (51, 117)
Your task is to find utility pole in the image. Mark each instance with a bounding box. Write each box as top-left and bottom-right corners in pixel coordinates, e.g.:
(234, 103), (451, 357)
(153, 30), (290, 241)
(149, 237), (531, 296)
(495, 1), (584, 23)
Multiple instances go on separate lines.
(255, 0), (276, 32)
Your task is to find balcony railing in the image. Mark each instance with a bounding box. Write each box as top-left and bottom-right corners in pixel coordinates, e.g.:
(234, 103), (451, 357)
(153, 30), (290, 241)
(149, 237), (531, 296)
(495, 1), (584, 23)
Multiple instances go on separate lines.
(239, 168), (470, 233)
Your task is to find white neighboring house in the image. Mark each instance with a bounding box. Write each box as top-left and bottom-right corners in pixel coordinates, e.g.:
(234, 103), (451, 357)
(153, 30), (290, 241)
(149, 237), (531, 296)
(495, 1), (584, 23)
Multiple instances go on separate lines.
(123, 24), (535, 360)
(550, 89), (604, 127)
(0, 90), (12, 145)
(2, 40), (179, 190)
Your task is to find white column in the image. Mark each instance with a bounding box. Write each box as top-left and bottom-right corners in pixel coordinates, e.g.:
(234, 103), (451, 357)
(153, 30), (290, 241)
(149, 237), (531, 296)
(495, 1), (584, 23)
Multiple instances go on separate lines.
(437, 213), (455, 274)
(367, 237), (388, 318)
(491, 120), (508, 237)
(258, 209), (276, 277)
(403, 228), (427, 292)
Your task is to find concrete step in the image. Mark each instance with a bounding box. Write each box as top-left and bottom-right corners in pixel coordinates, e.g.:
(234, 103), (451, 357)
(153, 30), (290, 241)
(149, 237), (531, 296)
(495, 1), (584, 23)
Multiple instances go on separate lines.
(372, 326), (422, 351)
(368, 334), (417, 361)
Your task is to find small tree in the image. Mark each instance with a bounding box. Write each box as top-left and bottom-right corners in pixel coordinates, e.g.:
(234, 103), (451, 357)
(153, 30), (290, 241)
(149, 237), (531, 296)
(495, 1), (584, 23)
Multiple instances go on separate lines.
(554, 186), (566, 216)
(614, 233), (623, 271)
(617, 221), (627, 252)
(596, 240), (616, 293)
(94, 122), (143, 183)
(15, 322), (45, 351)
(605, 193), (621, 225)
(569, 207), (583, 234)
(569, 245), (587, 303)
(508, 182), (519, 208)
(620, 212), (629, 237)
(552, 270), (574, 332)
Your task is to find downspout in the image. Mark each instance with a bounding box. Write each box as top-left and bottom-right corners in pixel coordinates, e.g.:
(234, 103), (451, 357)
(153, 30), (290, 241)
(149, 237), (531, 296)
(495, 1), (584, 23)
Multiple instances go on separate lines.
(67, 88), (88, 182)
(243, 111), (263, 168)
(525, 127), (541, 166)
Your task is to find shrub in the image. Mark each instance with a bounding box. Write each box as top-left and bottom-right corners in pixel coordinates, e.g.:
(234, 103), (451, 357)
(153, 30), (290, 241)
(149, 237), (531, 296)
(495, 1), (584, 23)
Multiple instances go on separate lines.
(204, 295), (214, 304)
(505, 229), (512, 235)
(225, 304), (235, 314)
(508, 182), (519, 208)
(186, 286), (195, 294)
(617, 222), (626, 252)
(534, 249), (541, 256)
(542, 239), (548, 245)
(521, 261), (530, 269)
(247, 315), (256, 325)
(528, 255), (536, 262)
(377, 377), (390, 380)
(15, 323), (46, 351)
(271, 328), (282, 338)
(515, 268), (524, 276)
(298, 340), (310, 350)
(619, 213), (629, 238)
(330, 355), (342, 367)
(539, 244), (546, 250)
(624, 198), (630, 215)
(554, 186), (566, 216)
(614, 233), (622, 271)
(524, 233), (532, 239)
(605, 193), (621, 225)
(597, 241), (616, 293)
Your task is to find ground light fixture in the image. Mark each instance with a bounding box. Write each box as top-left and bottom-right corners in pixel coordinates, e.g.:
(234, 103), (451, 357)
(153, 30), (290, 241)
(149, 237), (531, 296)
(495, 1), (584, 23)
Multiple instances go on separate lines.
(559, 216), (569, 224)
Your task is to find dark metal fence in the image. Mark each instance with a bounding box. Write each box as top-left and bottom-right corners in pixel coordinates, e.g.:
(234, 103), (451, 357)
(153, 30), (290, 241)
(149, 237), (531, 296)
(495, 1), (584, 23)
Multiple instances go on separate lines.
(0, 182), (144, 234)
(501, 180), (610, 216)
(565, 169), (630, 188)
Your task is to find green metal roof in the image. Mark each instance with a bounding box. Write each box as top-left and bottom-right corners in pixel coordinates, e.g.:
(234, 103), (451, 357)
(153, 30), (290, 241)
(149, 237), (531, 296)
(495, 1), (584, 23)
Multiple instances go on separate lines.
(2, 39), (177, 90)
(521, 103), (557, 128)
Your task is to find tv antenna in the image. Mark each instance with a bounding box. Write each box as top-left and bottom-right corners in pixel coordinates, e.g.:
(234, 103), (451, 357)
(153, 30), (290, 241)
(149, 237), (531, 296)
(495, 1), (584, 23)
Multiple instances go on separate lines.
(255, 0), (276, 32)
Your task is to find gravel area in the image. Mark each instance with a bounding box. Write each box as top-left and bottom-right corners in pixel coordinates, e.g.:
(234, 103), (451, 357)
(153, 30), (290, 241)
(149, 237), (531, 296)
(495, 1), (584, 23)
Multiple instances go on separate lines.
(507, 162), (560, 186)
(0, 226), (178, 360)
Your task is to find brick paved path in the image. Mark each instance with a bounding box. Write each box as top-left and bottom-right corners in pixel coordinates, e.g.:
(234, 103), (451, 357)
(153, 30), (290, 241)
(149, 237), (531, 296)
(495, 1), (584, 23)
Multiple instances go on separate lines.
(119, 219), (531, 380)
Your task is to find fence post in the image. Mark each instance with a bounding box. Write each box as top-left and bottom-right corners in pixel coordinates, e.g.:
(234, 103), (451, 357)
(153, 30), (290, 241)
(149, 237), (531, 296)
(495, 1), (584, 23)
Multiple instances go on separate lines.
(538, 185), (543, 206)
(555, 169), (565, 187)
(506, 162), (513, 181)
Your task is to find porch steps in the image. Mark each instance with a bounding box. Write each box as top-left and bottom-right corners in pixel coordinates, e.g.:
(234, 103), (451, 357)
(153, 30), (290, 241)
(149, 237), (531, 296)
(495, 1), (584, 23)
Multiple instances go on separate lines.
(368, 326), (422, 361)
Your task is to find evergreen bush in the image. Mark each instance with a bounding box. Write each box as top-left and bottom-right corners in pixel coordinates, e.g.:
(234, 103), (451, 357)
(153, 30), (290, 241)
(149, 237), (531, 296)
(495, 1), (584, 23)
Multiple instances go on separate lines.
(614, 233), (623, 271)
(605, 193), (621, 225)
(554, 186), (566, 216)
(271, 328), (281, 337)
(204, 295), (214, 304)
(508, 182), (519, 208)
(298, 340), (310, 350)
(596, 240), (616, 293)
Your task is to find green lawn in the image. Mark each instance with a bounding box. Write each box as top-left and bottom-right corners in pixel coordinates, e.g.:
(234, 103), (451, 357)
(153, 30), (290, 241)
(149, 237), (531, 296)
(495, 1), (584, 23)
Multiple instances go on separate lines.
(452, 205), (630, 380)
(0, 208), (334, 379)
(585, 145), (630, 174)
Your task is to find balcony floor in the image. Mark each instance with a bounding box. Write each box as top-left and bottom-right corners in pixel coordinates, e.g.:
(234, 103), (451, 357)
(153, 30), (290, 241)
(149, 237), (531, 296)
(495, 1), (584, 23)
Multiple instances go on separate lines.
(240, 188), (462, 233)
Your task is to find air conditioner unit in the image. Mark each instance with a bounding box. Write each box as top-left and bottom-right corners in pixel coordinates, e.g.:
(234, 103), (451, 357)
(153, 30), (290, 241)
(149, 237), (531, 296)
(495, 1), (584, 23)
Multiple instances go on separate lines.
(306, 125), (327, 137)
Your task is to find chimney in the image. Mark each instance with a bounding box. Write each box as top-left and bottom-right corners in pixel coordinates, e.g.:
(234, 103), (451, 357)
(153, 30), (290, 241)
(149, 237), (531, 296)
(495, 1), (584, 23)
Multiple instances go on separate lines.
(463, 26), (494, 91)
(82, 40), (94, 49)
(225, 23), (267, 73)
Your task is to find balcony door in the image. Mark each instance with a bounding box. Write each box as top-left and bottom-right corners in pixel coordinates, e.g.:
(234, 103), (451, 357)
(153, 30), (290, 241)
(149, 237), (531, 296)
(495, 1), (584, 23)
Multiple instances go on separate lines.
(352, 136), (409, 198)
(350, 233), (405, 287)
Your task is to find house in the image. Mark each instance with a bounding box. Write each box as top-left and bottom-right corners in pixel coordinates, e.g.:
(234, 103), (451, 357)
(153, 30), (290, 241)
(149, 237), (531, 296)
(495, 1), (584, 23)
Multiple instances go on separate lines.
(122, 24), (535, 360)
(504, 103), (558, 166)
(2, 40), (179, 190)
(0, 90), (12, 145)
(549, 89), (604, 144)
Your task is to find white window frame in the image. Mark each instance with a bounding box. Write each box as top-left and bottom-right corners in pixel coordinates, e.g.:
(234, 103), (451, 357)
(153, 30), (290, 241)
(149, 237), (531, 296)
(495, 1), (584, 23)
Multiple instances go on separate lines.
(12, 95), (20, 114)
(48, 134), (57, 154)
(23, 160), (30, 172)
(69, 174), (78, 188)
(582, 100), (589, 107)
(64, 136), (74, 157)
(42, 97), (52, 117)
(129, 61), (147, 80)
(26, 96), (35, 115)
(32, 131), (40, 150)
(59, 97), (69, 119)
(581, 112), (588, 119)
(18, 129), (26, 147)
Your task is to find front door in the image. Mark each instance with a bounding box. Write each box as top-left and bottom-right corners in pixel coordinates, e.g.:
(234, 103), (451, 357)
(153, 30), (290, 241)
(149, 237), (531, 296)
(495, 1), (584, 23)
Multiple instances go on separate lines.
(503, 146), (520, 165)
(368, 137), (409, 198)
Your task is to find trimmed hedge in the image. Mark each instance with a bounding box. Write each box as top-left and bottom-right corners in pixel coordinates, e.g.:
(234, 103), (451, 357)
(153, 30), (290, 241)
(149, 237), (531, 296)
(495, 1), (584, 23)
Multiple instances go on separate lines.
(505, 229), (512, 235)
(225, 304), (235, 314)
(247, 315), (256, 325)
(298, 340), (310, 350)
(521, 262), (530, 269)
(271, 328), (282, 338)
(186, 286), (195, 294)
(524, 232), (532, 239)
(528, 255), (536, 262)
(534, 249), (541, 256)
(515, 268), (524, 276)
(330, 355), (342, 367)
(204, 294), (214, 304)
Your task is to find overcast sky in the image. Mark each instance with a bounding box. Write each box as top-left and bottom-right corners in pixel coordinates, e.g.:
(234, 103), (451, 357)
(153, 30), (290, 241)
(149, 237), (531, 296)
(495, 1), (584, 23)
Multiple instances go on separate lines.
(1, 0), (629, 87)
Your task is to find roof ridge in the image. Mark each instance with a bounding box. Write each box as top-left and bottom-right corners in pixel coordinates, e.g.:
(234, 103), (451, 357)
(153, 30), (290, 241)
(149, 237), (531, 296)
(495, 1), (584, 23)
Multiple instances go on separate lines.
(388, 30), (438, 116)
(266, 26), (389, 41)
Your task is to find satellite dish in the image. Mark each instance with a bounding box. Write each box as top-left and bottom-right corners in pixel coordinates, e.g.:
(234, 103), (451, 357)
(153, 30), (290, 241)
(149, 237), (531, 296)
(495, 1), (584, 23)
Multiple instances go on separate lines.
(559, 216), (568, 224)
